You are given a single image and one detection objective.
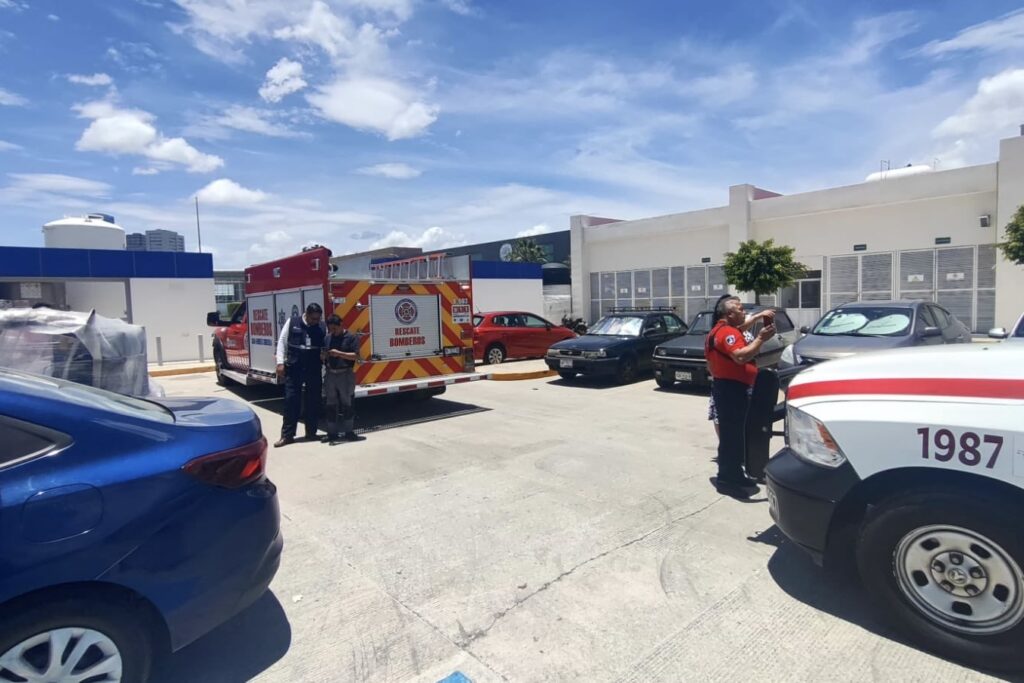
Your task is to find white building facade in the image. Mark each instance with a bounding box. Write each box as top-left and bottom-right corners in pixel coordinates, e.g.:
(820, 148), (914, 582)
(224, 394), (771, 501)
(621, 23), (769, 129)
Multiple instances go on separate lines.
(571, 134), (1024, 333)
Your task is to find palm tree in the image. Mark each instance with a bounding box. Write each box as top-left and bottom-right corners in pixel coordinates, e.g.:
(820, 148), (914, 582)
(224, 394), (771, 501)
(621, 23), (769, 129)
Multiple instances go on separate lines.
(509, 237), (548, 263)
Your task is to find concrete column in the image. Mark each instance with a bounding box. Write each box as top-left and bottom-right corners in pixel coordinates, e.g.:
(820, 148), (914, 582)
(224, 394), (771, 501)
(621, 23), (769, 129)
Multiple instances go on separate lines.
(995, 135), (1024, 328)
(727, 184), (754, 301)
(569, 215), (589, 318)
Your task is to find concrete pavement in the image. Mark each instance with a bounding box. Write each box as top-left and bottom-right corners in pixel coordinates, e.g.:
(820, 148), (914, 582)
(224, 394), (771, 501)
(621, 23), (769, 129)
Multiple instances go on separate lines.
(150, 371), (1002, 683)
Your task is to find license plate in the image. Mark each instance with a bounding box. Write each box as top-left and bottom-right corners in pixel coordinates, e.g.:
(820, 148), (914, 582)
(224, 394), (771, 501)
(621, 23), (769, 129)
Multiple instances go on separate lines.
(675, 371), (692, 381)
(559, 359), (573, 368)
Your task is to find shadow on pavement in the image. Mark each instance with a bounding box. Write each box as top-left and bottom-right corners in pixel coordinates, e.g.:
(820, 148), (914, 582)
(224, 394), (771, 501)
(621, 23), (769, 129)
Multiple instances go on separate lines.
(765, 535), (1016, 681)
(151, 590), (291, 683)
(222, 383), (491, 435)
(547, 374), (656, 390)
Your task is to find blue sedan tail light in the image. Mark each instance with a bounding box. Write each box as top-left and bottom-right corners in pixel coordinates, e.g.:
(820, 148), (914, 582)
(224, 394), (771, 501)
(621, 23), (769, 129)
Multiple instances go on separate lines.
(182, 437), (267, 489)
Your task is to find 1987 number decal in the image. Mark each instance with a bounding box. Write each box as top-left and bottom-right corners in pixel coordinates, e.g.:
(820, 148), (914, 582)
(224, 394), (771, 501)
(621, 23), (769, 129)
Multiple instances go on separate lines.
(917, 427), (1004, 468)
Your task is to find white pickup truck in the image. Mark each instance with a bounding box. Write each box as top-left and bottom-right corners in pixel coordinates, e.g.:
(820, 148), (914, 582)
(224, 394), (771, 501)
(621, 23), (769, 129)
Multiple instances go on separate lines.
(766, 342), (1024, 670)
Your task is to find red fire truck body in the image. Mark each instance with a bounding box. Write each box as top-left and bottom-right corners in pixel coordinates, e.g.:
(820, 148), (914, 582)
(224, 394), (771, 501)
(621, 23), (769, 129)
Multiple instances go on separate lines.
(209, 247), (487, 398)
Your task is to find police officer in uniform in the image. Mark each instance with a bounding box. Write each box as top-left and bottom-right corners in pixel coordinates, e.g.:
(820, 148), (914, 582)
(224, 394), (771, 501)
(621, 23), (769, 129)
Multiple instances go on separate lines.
(274, 302), (326, 447)
(705, 295), (775, 498)
(322, 314), (362, 444)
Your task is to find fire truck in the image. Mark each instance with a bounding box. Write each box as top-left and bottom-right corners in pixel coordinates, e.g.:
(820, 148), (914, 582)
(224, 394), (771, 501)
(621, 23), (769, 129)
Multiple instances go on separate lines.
(206, 246), (488, 398)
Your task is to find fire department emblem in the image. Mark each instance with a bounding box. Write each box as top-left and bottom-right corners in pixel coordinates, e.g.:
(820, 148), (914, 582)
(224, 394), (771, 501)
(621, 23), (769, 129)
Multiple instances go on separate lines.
(395, 298), (418, 324)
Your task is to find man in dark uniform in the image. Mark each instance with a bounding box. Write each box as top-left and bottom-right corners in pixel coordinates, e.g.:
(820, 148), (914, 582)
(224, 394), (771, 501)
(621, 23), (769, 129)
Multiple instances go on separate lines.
(322, 314), (362, 444)
(274, 302), (326, 447)
(705, 295), (775, 498)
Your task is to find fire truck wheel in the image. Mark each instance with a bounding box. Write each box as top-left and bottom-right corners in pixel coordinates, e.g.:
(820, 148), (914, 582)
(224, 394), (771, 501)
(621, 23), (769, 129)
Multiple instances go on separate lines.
(485, 344), (506, 365)
(214, 347), (234, 386)
(857, 489), (1024, 671)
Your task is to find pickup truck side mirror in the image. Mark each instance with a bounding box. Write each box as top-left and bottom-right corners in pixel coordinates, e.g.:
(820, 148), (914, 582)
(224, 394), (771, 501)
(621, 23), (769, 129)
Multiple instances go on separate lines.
(206, 311), (225, 327)
(988, 327), (1009, 340)
(921, 325), (942, 338)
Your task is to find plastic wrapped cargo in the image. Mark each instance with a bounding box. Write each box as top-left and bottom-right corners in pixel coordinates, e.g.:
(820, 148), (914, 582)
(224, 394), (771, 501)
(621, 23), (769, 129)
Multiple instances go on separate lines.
(0, 307), (161, 397)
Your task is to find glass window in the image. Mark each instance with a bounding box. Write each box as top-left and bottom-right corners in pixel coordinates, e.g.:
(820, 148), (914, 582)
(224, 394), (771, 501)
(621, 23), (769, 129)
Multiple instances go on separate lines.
(687, 311), (715, 335)
(600, 273), (615, 299)
(491, 315), (509, 327)
(800, 280), (821, 308)
(523, 315), (549, 328)
(780, 285), (799, 310)
(589, 316), (644, 337)
(0, 418), (64, 467)
(662, 315), (685, 334)
(472, 315), (484, 327)
(917, 306), (938, 329)
(230, 301), (247, 325)
(929, 305), (951, 328)
(774, 312), (794, 333)
(813, 307), (913, 337)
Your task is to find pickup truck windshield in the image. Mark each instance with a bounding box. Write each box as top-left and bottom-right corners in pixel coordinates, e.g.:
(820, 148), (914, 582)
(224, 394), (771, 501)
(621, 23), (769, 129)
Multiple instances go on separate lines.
(588, 316), (643, 337)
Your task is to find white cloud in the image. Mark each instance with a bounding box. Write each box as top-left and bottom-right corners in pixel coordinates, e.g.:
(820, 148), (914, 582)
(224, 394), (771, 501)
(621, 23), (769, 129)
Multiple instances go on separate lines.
(67, 73), (113, 86)
(259, 57), (307, 102)
(919, 9), (1024, 57)
(188, 105), (303, 139)
(308, 76), (438, 140)
(195, 178), (268, 205)
(47, 13), (59, 21)
(932, 69), (1024, 167)
(132, 166), (160, 175)
(0, 139), (21, 152)
(516, 223), (551, 238)
(0, 0), (27, 10)
(440, 0), (477, 16)
(371, 226), (465, 250)
(355, 162), (421, 179)
(0, 87), (27, 106)
(2, 174), (112, 200)
(688, 64), (756, 107)
(74, 98), (224, 173)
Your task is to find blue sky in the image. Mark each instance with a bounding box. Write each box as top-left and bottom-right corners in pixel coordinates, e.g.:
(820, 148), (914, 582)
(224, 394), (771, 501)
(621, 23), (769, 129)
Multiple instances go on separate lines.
(1, 0), (1023, 268)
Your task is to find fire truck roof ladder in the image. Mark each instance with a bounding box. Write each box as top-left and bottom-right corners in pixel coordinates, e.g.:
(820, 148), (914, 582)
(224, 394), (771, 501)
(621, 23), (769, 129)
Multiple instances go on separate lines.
(366, 253), (447, 282)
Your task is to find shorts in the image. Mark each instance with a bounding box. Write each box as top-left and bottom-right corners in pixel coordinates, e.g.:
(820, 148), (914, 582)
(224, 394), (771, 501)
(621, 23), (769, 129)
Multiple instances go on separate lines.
(707, 383), (752, 424)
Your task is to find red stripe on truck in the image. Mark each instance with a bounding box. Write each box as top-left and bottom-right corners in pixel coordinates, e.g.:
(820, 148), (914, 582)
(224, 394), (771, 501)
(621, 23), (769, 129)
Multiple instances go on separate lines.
(788, 377), (1024, 401)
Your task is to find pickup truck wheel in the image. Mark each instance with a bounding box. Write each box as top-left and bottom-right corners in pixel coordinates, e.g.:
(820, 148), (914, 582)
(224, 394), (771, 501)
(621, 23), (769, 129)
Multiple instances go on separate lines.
(485, 344), (506, 365)
(857, 490), (1024, 670)
(656, 377), (675, 389)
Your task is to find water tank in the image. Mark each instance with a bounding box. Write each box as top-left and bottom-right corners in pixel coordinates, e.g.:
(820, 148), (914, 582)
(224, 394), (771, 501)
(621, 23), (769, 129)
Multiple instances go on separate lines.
(43, 214), (126, 250)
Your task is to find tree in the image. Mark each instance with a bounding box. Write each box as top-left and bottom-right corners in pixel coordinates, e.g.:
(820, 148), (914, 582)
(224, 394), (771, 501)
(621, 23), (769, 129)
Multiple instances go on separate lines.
(723, 238), (807, 304)
(1000, 204), (1024, 265)
(509, 237), (548, 263)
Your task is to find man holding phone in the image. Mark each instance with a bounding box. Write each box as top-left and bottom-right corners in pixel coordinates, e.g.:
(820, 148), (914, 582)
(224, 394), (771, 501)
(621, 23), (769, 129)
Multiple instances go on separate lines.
(705, 295), (776, 498)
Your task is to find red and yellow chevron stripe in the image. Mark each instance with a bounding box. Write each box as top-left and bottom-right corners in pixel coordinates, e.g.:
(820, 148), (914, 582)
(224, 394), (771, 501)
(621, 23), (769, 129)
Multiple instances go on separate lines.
(327, 279), (474, 386)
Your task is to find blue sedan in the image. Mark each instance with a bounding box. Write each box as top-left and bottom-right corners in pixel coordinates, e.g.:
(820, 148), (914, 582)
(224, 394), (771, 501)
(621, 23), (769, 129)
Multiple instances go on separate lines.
(0, 368), (282, 683)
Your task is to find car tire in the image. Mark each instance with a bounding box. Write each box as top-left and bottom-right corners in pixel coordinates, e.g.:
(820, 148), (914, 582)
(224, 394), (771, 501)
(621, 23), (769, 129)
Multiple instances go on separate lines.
(656, 377), (675, 389)
(856, 488), (1024, 671)
(0, 594), (155, 683)
(484, 344), (506, 365)
(615, 356), (637, 385)
(558, 371), (576, 380)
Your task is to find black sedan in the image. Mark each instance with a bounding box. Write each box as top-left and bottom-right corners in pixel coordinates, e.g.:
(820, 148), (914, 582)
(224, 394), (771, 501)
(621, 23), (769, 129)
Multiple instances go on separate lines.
(545, 309), (688, 384)
(651, 306), (798, 389)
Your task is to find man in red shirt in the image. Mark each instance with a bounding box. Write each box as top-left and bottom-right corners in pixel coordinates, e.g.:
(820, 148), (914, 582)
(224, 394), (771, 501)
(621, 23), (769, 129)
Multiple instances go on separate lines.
(705, 295), (775, 498)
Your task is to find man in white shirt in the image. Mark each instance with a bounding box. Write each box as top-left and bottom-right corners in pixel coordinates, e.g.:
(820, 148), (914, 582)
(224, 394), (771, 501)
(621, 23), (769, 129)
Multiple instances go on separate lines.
(274, 303), (326, 447)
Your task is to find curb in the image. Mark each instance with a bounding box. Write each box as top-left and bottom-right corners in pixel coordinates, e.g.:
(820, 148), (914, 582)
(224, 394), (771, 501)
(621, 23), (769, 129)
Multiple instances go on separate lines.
(489, 369), (558, 381)
(150, 365), (216, 378)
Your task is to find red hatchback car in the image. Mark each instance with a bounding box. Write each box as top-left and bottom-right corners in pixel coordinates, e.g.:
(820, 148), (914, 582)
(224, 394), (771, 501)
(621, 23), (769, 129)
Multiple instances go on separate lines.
(473, 312), (576, 364)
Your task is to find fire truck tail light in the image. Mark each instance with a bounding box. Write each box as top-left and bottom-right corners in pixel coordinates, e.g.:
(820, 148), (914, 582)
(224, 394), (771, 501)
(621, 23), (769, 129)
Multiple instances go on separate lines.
(787, 406), (846, 468)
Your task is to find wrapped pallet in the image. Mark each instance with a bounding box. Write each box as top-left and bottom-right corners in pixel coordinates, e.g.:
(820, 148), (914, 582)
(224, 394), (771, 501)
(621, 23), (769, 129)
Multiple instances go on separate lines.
(0, 307), (161, 397)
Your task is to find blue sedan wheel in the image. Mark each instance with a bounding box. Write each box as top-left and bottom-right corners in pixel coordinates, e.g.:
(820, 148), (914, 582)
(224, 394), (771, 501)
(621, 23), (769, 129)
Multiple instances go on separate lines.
(0, 598), (152, 683)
